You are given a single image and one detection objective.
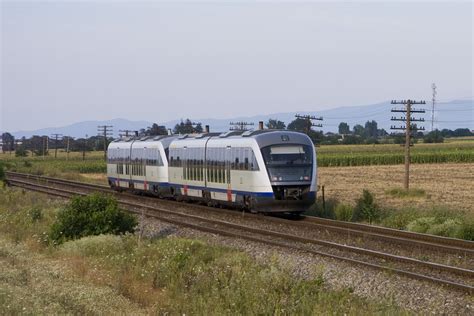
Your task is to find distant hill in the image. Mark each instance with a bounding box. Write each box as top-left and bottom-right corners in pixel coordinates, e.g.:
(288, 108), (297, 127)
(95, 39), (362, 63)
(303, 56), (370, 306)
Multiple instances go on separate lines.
(8, 99), (473, 138)
(9, 118), (152, 139)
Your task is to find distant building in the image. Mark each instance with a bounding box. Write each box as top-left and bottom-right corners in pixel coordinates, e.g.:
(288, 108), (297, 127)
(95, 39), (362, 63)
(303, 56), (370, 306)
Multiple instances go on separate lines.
(0, 137), (3, 153)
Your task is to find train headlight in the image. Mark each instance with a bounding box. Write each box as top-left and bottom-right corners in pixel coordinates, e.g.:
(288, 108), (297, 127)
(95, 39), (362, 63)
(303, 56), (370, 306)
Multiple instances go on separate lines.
(303, 176), (310, 180)
(272, 176), (278, 181)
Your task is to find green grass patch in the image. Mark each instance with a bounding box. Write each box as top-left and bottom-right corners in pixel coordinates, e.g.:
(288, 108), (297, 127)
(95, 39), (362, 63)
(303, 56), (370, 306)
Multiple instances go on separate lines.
(0, 187), (404, 314)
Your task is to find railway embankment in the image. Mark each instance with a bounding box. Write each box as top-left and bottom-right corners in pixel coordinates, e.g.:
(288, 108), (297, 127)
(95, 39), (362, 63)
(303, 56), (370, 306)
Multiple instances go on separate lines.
(2, 173), (474, 314)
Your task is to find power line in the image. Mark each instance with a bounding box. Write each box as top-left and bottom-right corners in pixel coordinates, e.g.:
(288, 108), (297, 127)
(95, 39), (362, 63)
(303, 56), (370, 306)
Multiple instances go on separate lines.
(229, 121), (254, 131)
(295, 114), (323, 134)
(431, 83), (437, 131)
(50, 133), (63, 158)
(390, 99), (426, 190)
(119, 130), (138, 138)
(97, 125), (113, 160)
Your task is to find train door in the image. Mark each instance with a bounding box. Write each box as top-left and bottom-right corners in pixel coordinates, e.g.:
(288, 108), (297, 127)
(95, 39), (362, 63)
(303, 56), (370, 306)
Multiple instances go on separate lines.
(225, 146), (232, 202)
(182, 147), (188, 196)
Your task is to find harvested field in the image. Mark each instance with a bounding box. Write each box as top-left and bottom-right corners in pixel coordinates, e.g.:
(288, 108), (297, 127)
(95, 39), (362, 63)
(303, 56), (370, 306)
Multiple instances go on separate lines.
(318, 163), (474, 214)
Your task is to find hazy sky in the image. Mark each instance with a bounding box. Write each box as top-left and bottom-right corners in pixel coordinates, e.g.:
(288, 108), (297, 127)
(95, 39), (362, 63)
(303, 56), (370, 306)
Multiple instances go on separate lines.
(1, 1), (472, 132)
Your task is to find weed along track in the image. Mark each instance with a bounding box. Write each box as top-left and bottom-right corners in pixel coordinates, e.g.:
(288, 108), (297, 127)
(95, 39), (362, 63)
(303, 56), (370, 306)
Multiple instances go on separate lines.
(6, 171), (474, 295)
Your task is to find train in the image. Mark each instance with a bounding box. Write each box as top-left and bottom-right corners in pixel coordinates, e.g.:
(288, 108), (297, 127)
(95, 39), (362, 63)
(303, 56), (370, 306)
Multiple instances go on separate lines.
(107, 129), (317, 214)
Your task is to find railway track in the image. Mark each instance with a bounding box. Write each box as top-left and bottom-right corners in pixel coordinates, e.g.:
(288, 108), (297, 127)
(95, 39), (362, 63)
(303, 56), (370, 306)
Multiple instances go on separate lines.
(5, 171), (474, 294)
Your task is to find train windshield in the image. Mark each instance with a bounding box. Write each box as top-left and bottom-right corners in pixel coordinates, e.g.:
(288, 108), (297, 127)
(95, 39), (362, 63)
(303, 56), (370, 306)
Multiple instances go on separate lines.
(261, 145), (313, 182)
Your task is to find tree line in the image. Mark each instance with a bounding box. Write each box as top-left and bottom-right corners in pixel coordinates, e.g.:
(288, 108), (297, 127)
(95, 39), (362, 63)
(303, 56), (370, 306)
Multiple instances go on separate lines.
(2, 118), (472, 156)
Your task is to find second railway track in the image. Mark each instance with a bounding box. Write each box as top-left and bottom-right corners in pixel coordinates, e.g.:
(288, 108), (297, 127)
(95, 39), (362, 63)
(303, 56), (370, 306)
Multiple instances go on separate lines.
(5, 171), (474, 294)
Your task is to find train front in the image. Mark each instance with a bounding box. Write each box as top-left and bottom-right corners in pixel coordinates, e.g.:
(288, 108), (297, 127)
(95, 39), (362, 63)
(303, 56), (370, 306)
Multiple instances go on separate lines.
(255, 132), (317, 213)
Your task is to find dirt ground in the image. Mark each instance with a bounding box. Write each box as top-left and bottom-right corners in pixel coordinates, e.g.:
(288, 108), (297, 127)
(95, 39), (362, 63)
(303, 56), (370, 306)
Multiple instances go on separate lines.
(318, 163), (474, 214)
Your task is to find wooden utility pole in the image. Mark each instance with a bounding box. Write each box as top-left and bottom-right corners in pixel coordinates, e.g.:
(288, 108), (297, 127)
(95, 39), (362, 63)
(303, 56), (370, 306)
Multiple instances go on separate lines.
(50, 134), (63, 158)
(390, 99), (426, 190)
(83, 134), (88, 161)
(294, 114), (323, 135)
(42, 136), (48, 159)
(119, 130), (138, 138)
(97, 126), (113, 160)
(64, 136), (71, 160)
(229, 121), (254, 131)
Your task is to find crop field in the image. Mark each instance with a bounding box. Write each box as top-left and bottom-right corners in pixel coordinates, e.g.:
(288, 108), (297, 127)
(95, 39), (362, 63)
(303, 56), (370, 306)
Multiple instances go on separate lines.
(316, 140), (474, 166)
(0, 151), (106, 184)
(1, 139), (473, 214)
(318, 163), (474, 215)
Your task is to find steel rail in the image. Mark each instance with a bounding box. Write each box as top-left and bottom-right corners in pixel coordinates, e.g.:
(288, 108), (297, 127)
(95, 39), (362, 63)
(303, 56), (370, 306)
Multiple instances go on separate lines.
(6, 176), (474, 294)
(6, 171), (474, 255)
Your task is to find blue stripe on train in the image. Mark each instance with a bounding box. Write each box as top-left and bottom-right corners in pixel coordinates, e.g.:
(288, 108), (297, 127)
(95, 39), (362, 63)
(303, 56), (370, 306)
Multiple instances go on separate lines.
(107, 177), (275, 198)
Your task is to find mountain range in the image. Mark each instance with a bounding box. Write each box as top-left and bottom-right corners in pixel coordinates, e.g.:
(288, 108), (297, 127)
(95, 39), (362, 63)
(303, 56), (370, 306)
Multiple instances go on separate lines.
(6, 99), (473, 139)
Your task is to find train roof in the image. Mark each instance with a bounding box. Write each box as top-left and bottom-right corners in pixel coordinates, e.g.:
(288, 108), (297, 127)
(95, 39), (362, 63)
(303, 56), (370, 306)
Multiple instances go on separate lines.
(170, 130), (313, 148)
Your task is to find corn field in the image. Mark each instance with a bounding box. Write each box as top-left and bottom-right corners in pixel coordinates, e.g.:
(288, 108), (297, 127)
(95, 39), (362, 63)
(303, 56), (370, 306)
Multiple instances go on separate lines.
(317, 141), (474, 167)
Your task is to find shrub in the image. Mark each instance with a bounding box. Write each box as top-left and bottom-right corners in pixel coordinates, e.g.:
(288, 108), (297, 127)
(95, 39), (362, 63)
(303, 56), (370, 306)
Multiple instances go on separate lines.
(352, 190), (380, 224)
(49, 193), (137, 244)
(0, 162), (5, 181)
(334, 204), (353, 221)
(379, 208), (421, 230)
(15, 147), (28, 157)
(30, 207), (43, 222)
(457, 222), (474, 241)
(385, 187), (426, 198)
(406, 217), (436, 233)
(305, 197), (338, 219)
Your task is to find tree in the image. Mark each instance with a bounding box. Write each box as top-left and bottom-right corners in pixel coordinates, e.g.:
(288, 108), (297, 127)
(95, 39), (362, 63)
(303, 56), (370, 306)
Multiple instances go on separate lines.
(364, 120), (378, 138)
(1, 132), (15, 152)
(287, 118), (309, 133)
(353, 124), (365, 137)
(173, 119), (201, 134)
(266, 119), (286, 130)
(338, 122), (350, 135)
(15, 146), (28, 157)
(145, 123), (168, 136)
(424, 130), (444, 143)
(453, 128), (473, 137)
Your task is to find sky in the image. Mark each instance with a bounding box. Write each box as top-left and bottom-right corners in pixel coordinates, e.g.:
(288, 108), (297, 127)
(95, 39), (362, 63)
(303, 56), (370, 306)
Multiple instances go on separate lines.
(1, 1), (473, 132)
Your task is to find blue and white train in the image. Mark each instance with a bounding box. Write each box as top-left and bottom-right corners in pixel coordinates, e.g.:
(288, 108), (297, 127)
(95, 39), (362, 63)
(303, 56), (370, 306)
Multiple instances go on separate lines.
(107, 129), (317, 213)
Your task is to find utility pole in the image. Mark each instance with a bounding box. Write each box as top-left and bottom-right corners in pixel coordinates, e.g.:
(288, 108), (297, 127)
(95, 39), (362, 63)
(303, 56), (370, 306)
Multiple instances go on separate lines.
(390, 99), (426, 190)
(119, 130), (138, 138)
(50, 133), (63, 158)
(83, 134), (88, 161)
(295, 114), (323, 135)
(97, 125), (113, 160)
(42, 136), (48, 160)
(64, 136), (71, 160)
(229, 121), (254, 131)
(431, 83), (437, 131)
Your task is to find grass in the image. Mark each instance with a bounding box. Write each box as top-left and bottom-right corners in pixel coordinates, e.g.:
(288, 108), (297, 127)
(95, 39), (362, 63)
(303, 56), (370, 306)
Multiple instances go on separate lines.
(306, 188), (474, 241)
(318, 163), (474, 216)
(0, 150), (106, 184)
(0, 187), (404, 314)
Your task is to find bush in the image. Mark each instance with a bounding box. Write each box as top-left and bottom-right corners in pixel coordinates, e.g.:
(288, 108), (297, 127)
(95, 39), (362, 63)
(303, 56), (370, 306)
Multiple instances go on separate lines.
(334, 204), (353, 221)
(30, 207), (43, 222)
(352, 190), (380, 224)
(457, 222), (474, 241)
(15, 147), (28, 157)
(0, 162), (5, 182)
(385, 187), (426, 198)
(305, 197), (338, 219)
(49, 193), (137, 244)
